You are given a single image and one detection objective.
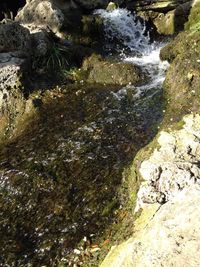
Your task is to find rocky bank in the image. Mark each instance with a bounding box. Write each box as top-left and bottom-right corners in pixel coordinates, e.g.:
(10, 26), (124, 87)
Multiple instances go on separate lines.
(101, 0), (200, 266)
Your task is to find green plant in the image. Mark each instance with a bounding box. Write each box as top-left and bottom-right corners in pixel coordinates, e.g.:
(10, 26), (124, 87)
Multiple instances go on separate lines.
(33, 43), (70, 73)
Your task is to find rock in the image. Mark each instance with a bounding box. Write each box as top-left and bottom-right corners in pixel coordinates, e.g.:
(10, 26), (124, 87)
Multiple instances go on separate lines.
(81, 54), (145, 85)
(101, 185), (200, 267)
(73, 0), (109, 10)
(185, 0), (200, 29)
(0, 21), (32, 138)
(0, 55), (27, 139)
(25, 25), (53, 57)
(106, 2), (118, 11)
(136, 114), (200, 210)
(127, 0), (191, 13)
(16, 0), (65, 34)
(160, 28), (200, 120)
(136, 1), (192, 35)
(0, 20), (31, 53)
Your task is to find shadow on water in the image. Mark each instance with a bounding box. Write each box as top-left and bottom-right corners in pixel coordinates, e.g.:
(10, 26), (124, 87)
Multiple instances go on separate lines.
(0, 81), (164, 266)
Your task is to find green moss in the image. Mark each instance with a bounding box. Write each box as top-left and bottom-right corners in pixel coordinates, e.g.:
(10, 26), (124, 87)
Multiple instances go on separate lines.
(185, 2), (200, 30)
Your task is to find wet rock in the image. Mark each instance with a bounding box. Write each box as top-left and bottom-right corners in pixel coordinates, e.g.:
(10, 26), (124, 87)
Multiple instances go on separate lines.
(80, 54), (145, 85)
(136, 114), (200, 210)
(101, 184), (200, 267)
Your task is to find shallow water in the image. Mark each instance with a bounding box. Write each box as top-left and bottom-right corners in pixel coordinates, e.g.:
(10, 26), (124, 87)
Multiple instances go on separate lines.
(0, 8), (168, 267)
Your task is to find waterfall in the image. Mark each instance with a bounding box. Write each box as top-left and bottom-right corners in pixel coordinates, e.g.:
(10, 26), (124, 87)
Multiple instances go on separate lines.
(94, 8), (150, 54)
(95, 8), (169, 97)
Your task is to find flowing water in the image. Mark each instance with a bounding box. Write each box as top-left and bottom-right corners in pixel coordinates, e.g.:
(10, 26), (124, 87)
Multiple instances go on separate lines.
(0, 8), (168, 267)
(96, 8), (169, 100)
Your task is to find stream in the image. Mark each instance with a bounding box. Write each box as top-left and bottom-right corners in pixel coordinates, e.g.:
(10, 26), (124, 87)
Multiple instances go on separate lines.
(0, 8), (168, 267)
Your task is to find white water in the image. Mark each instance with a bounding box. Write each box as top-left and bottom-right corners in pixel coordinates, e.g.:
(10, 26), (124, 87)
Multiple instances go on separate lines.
(95, 8), (169, 99)
(94, 8), (150, 53)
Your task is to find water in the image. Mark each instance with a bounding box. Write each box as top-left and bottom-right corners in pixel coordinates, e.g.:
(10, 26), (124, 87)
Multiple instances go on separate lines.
(96, 8), (169, 116)
(0, 8), (169, 267)
(94, 8), (150, 53)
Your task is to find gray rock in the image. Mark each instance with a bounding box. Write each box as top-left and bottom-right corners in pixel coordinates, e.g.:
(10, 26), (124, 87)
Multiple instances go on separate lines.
(0, 20), (31, 53)
(16, 0), (65, 33)
(0, 56), (27, 138)
(101, 185), (200, 267)
(136, 114), (200, 210)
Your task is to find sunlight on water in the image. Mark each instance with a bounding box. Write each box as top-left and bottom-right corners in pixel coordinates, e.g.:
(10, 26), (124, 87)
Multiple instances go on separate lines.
(94, 8), (150, 53)
(95, 8), (169, 98)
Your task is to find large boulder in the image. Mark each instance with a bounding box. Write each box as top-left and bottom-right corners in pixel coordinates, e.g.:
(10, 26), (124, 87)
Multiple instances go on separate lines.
(160, 30), (200, 121)
(0, 21), (32, 139)
(0, 20), (31, 53)
(16, 0), (65, 33)
(0, 54), (27, 139)
(126, 0), (192, 35)
(101, 184), (200, 267)
(80, 54), (145, 85)
(185, 0), (200, 29)
(153, 1), (191, 35)
(136, 114), (200, 210)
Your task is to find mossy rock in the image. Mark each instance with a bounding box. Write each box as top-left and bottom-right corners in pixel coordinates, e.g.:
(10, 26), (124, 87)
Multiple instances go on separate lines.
(77, 54), (146, 86)
(160, 29), (200, 124)
(185, 0), (200, 30)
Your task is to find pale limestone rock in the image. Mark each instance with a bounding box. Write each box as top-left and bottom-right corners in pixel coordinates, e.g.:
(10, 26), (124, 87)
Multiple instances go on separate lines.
(16, 0), (65, 33)
(157, 131), (176, 146)
(101, 185), (200, 267)
(106, 2), (117, 11)
(136, 114), (200, 210)
(139, 161), (161, 182)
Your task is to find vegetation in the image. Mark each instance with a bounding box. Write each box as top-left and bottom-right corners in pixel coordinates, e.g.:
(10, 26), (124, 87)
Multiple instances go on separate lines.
(32, 43), (70, 74)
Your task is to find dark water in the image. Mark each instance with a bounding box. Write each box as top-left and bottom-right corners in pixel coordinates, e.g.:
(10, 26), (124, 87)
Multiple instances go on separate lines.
(0, 82), (163, 266)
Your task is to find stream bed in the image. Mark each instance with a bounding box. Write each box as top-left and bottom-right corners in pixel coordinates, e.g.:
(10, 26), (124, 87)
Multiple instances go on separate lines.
(0, 8), (168, 267)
